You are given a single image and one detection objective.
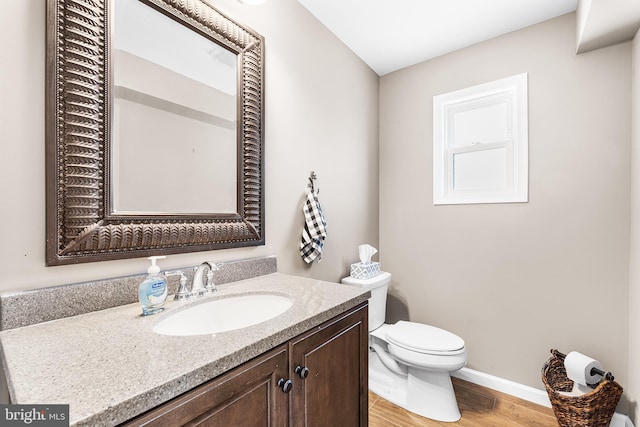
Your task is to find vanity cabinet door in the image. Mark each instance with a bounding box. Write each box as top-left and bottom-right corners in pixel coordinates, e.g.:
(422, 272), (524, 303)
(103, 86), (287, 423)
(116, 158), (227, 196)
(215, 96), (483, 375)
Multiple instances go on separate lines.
(121, 345), (289, 427)
(289, 304), (368, 427)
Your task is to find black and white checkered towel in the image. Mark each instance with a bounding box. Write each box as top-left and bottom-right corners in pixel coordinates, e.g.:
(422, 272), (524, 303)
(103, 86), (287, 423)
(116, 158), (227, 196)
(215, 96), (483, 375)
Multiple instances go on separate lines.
(300, 190), (327, 263)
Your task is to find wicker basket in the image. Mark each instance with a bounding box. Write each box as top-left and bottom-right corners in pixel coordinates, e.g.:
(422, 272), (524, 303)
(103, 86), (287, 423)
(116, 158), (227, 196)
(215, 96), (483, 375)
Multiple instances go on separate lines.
(542, 349), (623, 427)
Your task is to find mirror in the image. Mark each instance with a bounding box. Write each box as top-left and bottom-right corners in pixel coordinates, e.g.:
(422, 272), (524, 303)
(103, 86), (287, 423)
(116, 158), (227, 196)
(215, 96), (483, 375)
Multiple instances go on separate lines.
(112, 0), (238, 214)
(46, 0), (265, 265)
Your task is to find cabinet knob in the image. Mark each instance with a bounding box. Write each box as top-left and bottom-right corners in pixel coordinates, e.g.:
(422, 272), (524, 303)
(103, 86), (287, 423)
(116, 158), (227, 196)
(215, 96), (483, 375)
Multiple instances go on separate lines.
(295, 365), (309, 379)
(277, 378), (293, 393)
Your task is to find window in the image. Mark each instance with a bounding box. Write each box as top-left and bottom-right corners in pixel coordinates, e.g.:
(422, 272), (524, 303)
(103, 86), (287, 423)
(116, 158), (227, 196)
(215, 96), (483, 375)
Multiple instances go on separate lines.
(433, 73), (528, 205)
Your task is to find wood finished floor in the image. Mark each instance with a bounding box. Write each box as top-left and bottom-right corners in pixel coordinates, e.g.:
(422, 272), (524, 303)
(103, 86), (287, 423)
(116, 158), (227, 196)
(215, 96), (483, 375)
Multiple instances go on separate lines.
(368, 377), (559, 426)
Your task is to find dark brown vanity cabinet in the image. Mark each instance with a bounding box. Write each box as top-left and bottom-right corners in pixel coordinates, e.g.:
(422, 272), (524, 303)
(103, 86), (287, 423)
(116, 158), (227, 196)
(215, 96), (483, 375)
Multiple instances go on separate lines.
(290, 304), (368, 426)
(122, 304), (368, 427)
(121, 346), (289, 427)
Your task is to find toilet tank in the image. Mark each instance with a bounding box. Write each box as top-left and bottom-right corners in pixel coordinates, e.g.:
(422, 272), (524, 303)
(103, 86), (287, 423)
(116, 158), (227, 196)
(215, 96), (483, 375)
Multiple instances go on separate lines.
(341, 271), (391, 331)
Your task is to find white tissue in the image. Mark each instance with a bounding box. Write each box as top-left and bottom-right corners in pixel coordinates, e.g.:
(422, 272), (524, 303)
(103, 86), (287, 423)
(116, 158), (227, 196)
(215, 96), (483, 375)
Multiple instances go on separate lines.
(564, 351), (603, 386)
(359, 244), (377, 264)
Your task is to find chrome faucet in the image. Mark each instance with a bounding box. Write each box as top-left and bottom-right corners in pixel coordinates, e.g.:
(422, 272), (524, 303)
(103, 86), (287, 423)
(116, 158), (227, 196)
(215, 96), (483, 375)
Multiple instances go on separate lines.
(192, 262), (220, 297)
(166, 263), (220, 301)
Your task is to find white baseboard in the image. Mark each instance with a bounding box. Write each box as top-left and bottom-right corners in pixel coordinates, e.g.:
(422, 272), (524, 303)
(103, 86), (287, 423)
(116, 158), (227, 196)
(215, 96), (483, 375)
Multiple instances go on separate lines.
(452, 367), (634, 427)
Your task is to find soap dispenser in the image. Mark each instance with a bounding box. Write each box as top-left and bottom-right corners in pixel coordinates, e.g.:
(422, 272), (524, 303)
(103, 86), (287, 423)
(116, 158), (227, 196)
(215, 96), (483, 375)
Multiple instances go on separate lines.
(138, 256), (168, 316)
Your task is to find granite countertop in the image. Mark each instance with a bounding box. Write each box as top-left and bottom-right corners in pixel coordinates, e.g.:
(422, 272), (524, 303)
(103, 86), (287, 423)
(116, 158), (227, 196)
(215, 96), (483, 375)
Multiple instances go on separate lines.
(0, 273), (369, 426)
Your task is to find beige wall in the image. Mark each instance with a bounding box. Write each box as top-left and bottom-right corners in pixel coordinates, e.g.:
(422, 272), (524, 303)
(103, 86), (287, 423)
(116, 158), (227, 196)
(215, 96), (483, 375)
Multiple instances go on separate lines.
(629, 28), (640, 426)
(0, 0), (379, 292)
(380, 12), (631, 390)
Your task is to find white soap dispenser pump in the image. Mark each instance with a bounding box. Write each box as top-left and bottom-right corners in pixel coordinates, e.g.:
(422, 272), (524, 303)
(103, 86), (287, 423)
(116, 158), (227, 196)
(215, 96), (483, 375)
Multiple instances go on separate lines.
(138, 256), (168, 316)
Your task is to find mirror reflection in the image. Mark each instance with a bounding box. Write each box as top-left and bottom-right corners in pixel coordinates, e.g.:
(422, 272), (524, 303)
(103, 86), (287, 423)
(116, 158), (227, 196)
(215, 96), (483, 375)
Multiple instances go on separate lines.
(112, 0), (238, 214)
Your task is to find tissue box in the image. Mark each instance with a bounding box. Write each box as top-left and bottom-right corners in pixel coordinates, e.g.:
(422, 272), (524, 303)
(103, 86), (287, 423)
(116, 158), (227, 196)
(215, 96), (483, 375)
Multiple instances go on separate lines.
(350, 262), (381, 279)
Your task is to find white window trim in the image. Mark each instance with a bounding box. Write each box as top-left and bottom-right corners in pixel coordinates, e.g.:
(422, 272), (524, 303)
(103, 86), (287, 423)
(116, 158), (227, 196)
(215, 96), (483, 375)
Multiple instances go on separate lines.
(433, 73), (528, 205)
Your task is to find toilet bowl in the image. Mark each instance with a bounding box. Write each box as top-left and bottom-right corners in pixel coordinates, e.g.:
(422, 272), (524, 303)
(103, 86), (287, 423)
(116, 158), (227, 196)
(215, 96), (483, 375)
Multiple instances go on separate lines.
(341, 272), (467, 422)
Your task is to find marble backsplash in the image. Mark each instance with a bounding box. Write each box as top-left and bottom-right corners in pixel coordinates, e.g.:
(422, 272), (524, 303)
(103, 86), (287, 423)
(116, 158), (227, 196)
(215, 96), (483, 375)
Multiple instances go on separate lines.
(0, 256), (277, 331)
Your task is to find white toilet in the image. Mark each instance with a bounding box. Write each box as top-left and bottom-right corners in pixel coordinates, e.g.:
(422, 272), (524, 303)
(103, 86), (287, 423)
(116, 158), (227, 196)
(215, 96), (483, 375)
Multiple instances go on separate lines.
(342, 271), (467, 422)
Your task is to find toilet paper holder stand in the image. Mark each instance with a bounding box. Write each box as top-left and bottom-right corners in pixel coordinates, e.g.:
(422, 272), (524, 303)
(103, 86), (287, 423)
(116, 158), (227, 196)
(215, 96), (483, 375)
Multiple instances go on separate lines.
(551, 349), (615, 382)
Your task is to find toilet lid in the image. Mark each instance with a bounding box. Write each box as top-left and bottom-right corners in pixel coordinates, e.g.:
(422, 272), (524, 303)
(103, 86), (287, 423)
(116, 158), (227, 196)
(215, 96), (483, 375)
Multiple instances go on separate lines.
(385, 321), (465, 354)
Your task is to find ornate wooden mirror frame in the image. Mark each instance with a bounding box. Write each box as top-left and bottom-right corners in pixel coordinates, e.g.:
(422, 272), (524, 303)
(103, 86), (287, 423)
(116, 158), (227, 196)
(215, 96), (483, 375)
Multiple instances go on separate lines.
(46, 0), (265, 265)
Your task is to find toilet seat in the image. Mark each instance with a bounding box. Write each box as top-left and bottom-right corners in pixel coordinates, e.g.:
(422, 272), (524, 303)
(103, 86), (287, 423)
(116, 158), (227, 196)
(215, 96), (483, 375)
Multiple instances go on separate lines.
(386, 321), (465, 355)
(387, 341), (467, 371)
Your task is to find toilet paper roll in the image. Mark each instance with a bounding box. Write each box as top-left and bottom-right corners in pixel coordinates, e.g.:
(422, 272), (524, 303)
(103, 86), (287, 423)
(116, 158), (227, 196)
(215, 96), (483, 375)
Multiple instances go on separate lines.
(558, 383), (592, 397)
(564, 351), (603, 386)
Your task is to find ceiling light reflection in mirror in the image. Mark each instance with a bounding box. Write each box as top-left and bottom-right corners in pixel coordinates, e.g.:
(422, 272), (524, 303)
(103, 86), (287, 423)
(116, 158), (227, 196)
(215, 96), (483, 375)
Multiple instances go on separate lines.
(112, 0), (238, 215)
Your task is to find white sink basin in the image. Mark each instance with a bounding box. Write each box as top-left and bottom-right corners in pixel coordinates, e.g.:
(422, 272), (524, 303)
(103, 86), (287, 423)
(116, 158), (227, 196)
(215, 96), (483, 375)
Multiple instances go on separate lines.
(153, 293), (293, 336)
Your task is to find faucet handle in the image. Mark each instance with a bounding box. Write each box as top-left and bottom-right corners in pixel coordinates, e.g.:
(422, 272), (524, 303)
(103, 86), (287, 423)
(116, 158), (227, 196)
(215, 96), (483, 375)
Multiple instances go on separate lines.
(175, 275), (191, 300)
(165, 270), (190, 301)
(204, 270), (217, 294)
(204, 262), (222, 293)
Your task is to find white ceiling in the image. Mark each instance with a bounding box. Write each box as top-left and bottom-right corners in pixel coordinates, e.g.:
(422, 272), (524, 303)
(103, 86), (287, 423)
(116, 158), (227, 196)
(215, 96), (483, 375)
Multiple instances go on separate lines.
(577, 0), (640, 53)
(296, 0), (580, 76)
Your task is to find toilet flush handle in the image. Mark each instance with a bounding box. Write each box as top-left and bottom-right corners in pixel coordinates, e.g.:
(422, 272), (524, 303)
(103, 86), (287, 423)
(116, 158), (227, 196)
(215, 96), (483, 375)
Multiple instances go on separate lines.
(295, 365), (309, 379)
